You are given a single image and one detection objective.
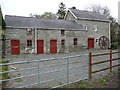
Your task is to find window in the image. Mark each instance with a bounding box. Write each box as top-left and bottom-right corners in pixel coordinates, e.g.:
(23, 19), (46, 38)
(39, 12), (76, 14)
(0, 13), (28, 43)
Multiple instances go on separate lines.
(27, 40), (32, 47)
(61, 30), (65, 35)
(73, 38), (77, 46)
(83, 25), (88, 31)
(94, 25), (98, 32)
(27, 29), (32, 35)
(96, 39), (99, 44)
(61, 40), (65, 48)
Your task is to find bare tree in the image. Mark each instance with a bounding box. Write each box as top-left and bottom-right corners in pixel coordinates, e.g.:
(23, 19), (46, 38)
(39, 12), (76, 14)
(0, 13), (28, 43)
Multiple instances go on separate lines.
(86, 4), (110, 18)
(29, 13), (41, 18)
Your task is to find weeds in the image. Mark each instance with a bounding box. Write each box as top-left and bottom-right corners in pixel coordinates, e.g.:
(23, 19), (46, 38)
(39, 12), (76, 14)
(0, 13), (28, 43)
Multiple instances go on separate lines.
(97, 79), (106, 83)
(79, 85), (87, 88)
(79, 80), (87, 84)
(15, 78), (22, 82)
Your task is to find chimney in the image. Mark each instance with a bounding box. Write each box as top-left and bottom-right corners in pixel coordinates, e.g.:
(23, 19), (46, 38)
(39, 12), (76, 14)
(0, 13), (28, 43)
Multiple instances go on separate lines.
(72, 7), (76, 9)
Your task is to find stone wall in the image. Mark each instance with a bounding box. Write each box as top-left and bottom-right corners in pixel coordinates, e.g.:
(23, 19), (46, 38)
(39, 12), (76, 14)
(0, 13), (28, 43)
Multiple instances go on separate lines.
(5, 28), (89, 54)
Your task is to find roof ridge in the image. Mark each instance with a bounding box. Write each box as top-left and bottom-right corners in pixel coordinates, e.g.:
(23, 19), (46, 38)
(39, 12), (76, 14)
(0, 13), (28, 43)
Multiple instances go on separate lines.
(69, 8), (102, 14)
(68, 8), (109, 22)
(5, 15), (36, 19)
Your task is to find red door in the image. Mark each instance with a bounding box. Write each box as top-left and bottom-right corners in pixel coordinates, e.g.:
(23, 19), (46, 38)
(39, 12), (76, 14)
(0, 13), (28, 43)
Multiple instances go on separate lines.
(37, 40), (44, 54)
(50, 40), (57, 54)
(11, 40), (20, 54)
(88, 38), (94, 48)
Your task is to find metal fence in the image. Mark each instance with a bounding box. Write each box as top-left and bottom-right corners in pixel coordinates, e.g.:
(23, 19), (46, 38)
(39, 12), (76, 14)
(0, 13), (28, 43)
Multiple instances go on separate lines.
(0, 50), (119, 88)
(0, 54), (89, 88)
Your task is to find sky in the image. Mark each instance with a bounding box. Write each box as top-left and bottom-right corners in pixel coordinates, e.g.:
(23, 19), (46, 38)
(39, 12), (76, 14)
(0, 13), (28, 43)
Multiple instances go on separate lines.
(0, 0), (120, 20)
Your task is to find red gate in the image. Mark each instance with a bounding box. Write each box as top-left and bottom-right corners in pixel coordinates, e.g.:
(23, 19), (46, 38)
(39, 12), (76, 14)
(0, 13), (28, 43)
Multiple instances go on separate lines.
(50, 40), (57, 54)
(88, 38), (94, 48)
(37, 40), (44, 54)
(11, 40), (20, 54)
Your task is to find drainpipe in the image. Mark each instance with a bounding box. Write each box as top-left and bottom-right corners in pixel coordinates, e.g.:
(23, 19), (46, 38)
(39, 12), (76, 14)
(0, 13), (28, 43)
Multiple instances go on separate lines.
(109, 22), (111, 49)
(35, 28), (37, 54)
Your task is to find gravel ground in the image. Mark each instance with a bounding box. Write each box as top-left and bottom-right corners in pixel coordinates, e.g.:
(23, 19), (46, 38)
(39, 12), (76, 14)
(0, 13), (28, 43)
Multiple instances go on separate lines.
(2, 49), (119, 88)
(62, 67), (120, 88)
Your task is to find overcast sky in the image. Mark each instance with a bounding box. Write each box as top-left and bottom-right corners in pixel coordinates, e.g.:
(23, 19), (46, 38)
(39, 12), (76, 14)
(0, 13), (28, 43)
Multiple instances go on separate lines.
(0, 0), (120, 20)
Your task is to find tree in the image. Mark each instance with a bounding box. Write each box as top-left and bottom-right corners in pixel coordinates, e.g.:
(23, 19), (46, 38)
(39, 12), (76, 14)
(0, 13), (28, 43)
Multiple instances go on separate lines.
(29, 13), (41, 18)
(29, 12), (56, 19)
(0, 7), (6, 30)
(41, 12), (57, 19)
(57, 2), (66, 19)
(86, 4), (110, 18)
(110, 22), (119, 43)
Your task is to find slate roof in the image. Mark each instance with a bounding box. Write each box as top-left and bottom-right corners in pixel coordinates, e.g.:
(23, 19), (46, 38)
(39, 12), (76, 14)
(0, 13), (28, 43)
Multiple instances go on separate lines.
(5, 15), (84, 30)
(68, 8), (110, 22)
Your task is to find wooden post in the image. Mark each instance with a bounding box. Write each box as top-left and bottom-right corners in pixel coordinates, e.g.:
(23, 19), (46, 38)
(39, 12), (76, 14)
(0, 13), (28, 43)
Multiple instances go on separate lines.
(110, 50), (112, 72)
(89, 52), (92, 79)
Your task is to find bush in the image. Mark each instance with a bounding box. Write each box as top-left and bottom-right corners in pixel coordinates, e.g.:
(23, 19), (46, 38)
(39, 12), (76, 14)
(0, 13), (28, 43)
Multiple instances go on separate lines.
(111, 42), (118, 49)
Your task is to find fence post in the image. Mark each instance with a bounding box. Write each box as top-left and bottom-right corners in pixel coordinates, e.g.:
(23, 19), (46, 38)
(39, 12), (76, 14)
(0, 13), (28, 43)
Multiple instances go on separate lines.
(89, 52), (92, 79)
(110, 50), (112, 72)
(37, 62), (40, 88)
(67, 58), (69, 85)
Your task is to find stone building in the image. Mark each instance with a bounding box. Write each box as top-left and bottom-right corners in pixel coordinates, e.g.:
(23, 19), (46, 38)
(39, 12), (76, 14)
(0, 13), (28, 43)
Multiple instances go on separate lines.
(65, 8), (110, 49)
(5, 8), (110, 54)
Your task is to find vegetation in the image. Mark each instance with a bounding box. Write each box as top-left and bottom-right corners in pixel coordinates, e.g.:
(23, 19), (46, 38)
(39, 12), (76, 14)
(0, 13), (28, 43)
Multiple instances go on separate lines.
(0, 61), (10, 80)
(57, 2), (66, 19)
(29, 2), (66, 19)
(60, 69), (119, 88)
(29, 12), (57, 19)
(86, 4), (110, 18)
(0, 6), (6, 30)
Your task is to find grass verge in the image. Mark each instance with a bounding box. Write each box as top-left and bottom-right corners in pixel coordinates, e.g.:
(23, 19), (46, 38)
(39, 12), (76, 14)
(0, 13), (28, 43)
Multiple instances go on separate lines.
(59, 69), (119, 88)
(0, 60), (10, 88)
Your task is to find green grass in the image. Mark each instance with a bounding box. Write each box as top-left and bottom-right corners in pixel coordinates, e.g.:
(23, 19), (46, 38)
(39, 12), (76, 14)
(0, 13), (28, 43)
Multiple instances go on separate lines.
(97, 79), (106, 84)
(79, 80), (87, 84)
(79, 85), (87, 88)
(15, 78), (22, 82)
(0, 60), (10, 80)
